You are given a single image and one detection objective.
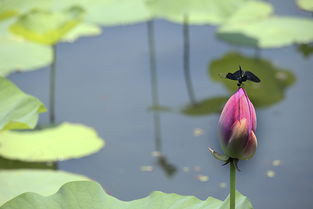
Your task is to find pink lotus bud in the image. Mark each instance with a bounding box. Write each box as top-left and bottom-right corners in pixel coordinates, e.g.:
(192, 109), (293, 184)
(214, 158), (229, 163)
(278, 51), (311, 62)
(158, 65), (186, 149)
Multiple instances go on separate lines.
(218, 88), (257, 160)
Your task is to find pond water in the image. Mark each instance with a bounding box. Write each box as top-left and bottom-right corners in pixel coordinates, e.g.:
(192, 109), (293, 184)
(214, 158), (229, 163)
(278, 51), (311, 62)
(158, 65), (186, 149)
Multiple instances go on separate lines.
(8, 1), (313, 209)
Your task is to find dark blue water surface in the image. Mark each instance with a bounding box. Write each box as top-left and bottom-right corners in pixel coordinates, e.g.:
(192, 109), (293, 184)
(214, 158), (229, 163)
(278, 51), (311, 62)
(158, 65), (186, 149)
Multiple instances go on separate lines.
(9, 1), (313, 209)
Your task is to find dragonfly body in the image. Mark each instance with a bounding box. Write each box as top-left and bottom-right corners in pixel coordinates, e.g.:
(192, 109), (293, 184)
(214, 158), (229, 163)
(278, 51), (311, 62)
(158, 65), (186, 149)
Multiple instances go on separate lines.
(226, 66), (260, 87)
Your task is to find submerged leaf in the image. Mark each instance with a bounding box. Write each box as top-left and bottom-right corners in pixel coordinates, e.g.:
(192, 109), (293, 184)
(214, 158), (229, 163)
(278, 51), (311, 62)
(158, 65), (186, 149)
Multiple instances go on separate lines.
(0, 169), (89, 206)
(182, 97), (228, 116)
(0, 122), (105, 162)
(297, 43), (313, 58)
(10, 7), (84, 45)
(0, 77), (46, 130)
(0, 156), (55, 170)
(208, 52), (296, 107)
(0, 181), (254, 209)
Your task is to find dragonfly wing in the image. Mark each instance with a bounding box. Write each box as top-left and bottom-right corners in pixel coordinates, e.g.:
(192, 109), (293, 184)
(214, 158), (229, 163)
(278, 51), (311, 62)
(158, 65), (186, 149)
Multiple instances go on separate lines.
(245, 71), (261, 82)
(232, 69), (242, 78)
(226, 73), (237, 80)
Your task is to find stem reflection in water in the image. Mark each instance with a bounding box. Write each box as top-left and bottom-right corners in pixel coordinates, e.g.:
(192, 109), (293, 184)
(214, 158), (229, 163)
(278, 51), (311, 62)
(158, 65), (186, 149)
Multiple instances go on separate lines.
(147, 20), (176, 177)
(183, 14), (196, 106)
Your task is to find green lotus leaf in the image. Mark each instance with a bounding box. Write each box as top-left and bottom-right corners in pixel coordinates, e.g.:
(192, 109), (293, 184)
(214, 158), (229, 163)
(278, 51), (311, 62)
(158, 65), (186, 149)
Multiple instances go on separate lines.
(0, 10), (17, 21)
(61, 22), (101, 42)
(208, 52), (296, 108)
(0, 122), (105, 162)
(147, 0), (272, 25)
(223, 1), (272, 25)
(83, 0), (152, 26)
(0, 169), (89, 206)
(0, 181), (253, 209)
(297, 0), (313, 12)
(182, 97), (228, 116)
(218, 17), (313, 48)
(10, 7), (84, 45)
(0, 0), (50, 19)
(0, 36), (52, 76)
(0, 77), (46, 130)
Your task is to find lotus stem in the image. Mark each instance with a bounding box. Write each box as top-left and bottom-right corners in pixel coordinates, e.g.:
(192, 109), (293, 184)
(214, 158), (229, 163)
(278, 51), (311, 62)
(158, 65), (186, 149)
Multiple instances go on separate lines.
(49, 44), (57, 125)
(230, 159), (236, 209)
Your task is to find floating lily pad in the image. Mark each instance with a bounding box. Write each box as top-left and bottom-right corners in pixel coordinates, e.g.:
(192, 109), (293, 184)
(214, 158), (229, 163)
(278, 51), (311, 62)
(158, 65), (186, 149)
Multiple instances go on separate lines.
(147, 0), (271, 25)
(10, 7), (84, 45)
(61, 22), (101, 42)
(0, 122), (105, 162)
(147, 0), (247, 25)
(297, 0), (313, 12)
(208, 52), (296, 107)
(0, 10), (17, 21)
(182, 97), (228, 116)
(0, 77), (46, 130)
(0, 0), (50, 19)
(0, 169), (89, 206)
(0, 36), (52, 76)
(83, 0), (152, 26)
(0, 181), (254, 209)
(218, 17), (313, 48)
(222, 1), (272, 25)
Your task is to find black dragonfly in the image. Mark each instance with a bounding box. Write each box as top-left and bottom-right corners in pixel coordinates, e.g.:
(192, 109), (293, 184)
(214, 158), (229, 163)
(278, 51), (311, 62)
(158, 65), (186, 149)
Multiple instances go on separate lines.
(226, 66), (261, 87)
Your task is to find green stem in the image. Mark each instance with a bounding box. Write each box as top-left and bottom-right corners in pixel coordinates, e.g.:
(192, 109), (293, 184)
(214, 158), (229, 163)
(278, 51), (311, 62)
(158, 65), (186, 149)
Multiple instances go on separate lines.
(230, 159), (236, 209)
(49, 44), (57, 125)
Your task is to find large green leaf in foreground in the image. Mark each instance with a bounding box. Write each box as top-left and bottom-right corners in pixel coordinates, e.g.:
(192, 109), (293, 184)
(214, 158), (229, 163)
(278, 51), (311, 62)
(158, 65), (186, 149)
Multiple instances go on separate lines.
(0, 123), (105, 162)
(218, 17), (313, 48)
(209, 52), (296, 107)
(0, 181), (253, 209)
(0, 169), (88, 206)
(10, 7), (84, 45)
(0, 77), (46, 130)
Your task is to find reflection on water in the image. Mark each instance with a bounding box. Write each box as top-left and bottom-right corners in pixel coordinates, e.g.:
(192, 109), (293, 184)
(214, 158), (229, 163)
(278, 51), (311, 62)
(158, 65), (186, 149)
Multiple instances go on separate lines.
(183, 14), (197, 106)
(147, 19), (177, 178)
